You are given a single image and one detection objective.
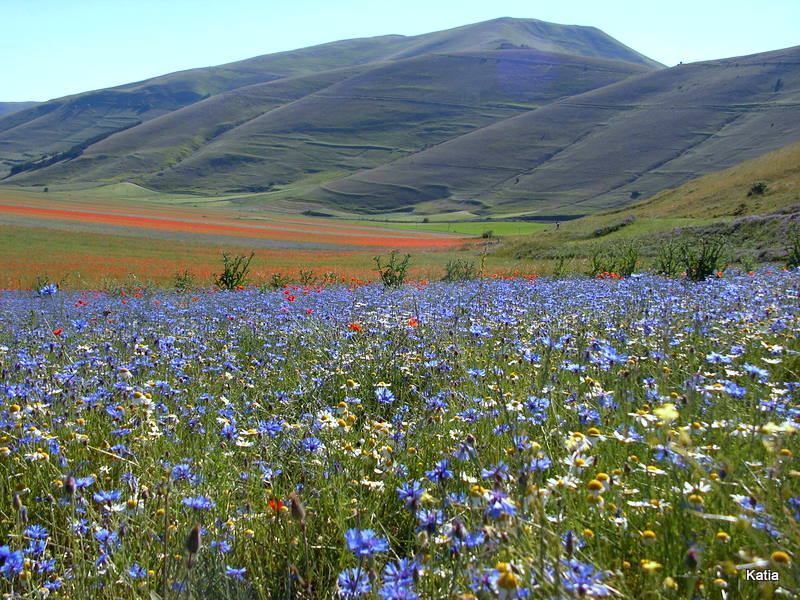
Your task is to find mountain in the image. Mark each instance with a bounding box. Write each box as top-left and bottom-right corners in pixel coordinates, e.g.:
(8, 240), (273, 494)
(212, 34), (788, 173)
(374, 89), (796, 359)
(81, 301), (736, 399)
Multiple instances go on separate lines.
(0, 18), (660, 191)
(314, 45), (800, 215)
(0, 102), (38, 117)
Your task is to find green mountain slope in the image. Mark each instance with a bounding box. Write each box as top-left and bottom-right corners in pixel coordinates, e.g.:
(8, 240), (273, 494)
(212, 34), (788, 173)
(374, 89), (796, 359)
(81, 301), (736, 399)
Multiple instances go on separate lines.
(0, 102), (38, 117)
(315, 46), (800, 215)
(0, 17), (660, 179)
(499, 139), (800, 263)
(10, 49), (650, 194)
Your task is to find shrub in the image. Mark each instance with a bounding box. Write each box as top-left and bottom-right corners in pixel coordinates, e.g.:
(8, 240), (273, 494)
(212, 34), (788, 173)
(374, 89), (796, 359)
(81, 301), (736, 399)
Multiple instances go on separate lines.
(591, 217), (635, 238)
(298, 269), (316, 285)
(174, 269), (196, 292)
(748, 181), (768, 196)
(481, 230), (494, 239)
(442, 259), (477, 281)
(587, 246), (615, 276)
(655, 240), (681, 276)
(213, 252), (254, 290)
(374, 250), (410, 287)
(615, 241), (640, 277)
(786, 227), (800, 269)
(266, 272), (292, 290)
(680, 236), (726, 281)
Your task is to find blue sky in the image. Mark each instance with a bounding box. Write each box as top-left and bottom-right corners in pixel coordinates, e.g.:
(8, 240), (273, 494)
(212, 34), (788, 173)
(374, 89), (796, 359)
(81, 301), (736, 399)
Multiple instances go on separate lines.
(2, 0), (798, 102)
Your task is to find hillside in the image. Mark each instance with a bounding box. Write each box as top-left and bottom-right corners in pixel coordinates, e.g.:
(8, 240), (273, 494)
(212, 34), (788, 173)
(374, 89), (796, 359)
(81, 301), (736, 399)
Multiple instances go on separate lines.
(6, 50), (651, 196)
(0, 102), (38, 117)
(316, 45), (800, 216)
(0, 17), (659, 181)
(499, 139), (800, 263)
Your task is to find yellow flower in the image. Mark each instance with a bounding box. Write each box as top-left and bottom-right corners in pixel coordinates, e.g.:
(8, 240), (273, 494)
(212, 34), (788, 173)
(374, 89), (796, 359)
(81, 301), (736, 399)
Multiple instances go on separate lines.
(641, 530), (657, 544)
(771, 551), (791, 565)
(587, 479), (605, 496)
(653, 403), (678, 423)
(715, 531), (731, 543)
(640, 559), (662, 571)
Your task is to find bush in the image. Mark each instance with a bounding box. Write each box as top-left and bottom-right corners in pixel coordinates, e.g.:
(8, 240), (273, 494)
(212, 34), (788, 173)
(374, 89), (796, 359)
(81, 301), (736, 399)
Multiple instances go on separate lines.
(615, 241), (640, 277)
(655, 240), (681, 276)
(680, 236), (726, 281)
(591, 217), (635, 238)
(174, 269), (196, 292)
(786, 227), (800, 269)
(481, 230), (494, 239)
(442, 259), (477, 281)
(265, 272), (292, 291)
(748, 181), (768, 196)
(213, 252), (254, 290)
(298, 269), (316, 285)
(374, 250), (410, 287)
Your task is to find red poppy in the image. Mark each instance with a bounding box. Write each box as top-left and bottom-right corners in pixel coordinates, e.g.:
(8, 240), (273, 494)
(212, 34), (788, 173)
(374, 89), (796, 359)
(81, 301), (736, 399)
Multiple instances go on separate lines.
(408, 317), (419, 327)
(268, 499), (284, 512)
(52, 328), (63, 336)
(349, 323), (362, 332)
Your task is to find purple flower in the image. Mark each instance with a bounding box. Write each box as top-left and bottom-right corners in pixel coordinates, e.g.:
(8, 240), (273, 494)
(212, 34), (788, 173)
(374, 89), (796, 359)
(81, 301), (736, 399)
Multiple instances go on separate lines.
(338, 567), (372, 598)
(182, 495), (216, 510)
(397, 481), (425, 510)
(345, 528), (389, 556)
(485, 490), (517, 519)
(425, 459), (453, 484)
(92, 489), (123, 504)
(225, 566), (247, 580)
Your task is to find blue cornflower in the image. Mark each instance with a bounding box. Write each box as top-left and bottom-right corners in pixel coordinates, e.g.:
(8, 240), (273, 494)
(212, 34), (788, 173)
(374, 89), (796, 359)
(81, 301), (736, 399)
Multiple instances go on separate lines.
(24, 525), (49, 539)
(338, 567), (372, 598)
(705, 352), (732, 364)
(485, 490), (517, 519)
(743, 363), (769, 382)
(92, 489), (123, 504)
(560, 559), (611, 597)
(225, 566), (247, 580)
(345, 528), (389, 556)
(171, 463), (194, 482)
(415, 509), (444, 534)
(182, 495), (216, 510)
(301, 437), (324, 453)
(38, 284), (58, 296)
(379, 582), (420, 600)
(375, 387), (396, 405)
(0, 547), (24, 578)
(789, 497), (800, 521)
(722, 380), (747, 398)
(127, 564), (147, 578)
(382, 558), (419, 586)
(529, 455), (552, 472)
(397, 481), (425, 510)
(210, 539), (233, 554)
(480, 461), (510, 481)
(425, 459), (453, 484)
(466, 367), (486, 378)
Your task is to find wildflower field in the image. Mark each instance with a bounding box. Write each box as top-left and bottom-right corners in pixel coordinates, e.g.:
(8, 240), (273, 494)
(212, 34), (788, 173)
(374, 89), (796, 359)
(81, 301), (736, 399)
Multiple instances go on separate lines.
(0, 272), (799, 599)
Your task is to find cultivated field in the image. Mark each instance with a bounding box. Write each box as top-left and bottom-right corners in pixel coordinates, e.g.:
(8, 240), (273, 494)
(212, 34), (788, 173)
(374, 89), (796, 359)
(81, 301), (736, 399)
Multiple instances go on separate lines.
(0, 187), (536, 288)
(0, 272), (797, 598)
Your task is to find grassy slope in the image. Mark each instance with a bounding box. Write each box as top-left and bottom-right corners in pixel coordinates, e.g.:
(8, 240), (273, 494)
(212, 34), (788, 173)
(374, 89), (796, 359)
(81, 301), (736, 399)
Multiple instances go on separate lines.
(497, 139), (800, 263)
(0, 102), (38, 117)
(0, 18), (659, 179)
(317, 46), (800, 215)
(19, 50), (648, 197)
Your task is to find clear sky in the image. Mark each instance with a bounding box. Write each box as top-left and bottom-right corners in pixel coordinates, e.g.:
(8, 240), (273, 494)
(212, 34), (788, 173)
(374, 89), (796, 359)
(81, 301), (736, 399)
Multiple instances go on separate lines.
(2, 0), (798, 102)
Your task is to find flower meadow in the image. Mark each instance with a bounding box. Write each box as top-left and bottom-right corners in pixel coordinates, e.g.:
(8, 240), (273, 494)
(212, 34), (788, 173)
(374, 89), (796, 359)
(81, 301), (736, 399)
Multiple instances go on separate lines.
(0, 272), (799, 599)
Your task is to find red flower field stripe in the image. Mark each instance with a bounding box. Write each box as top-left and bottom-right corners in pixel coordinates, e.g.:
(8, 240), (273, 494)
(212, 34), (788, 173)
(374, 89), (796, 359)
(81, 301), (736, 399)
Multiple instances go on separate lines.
(0, 204), (467, 248)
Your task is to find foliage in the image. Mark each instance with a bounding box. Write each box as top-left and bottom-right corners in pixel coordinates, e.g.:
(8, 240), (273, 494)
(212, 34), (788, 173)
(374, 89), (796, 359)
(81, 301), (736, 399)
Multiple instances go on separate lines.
(655, 240), (681, 276)
(173, 269), (196, 292)
(213, 252), (254, 290)
(591, 217), (635, 238)
(748, 181), (768, 196)
(786, 227), (800, 269)
(0, 274), (798, 599)
(374, 250), (410, 287)
(442, 259), (477, 281)
(680, 235), (726, 281)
